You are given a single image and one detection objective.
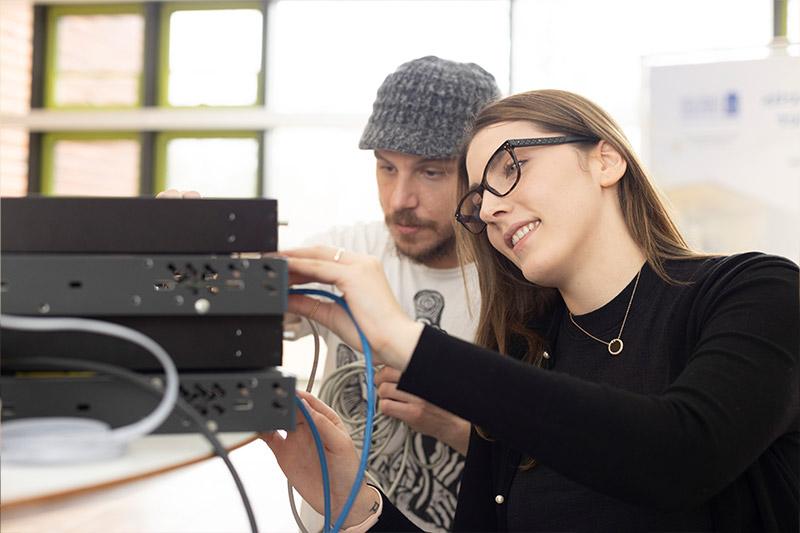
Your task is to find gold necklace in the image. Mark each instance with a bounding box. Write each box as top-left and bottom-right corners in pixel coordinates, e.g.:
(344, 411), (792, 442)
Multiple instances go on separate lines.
(568, 269), (642, 356)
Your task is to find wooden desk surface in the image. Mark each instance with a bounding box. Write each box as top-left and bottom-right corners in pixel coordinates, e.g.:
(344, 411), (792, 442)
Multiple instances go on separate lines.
(1, 436), (301, 532)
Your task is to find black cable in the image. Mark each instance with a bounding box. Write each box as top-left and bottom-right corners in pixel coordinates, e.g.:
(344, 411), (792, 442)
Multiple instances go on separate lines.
(4, 357), (259, 533)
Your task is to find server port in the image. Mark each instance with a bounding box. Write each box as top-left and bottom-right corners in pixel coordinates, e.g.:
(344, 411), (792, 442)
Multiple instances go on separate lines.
(233, 399), (253, 411)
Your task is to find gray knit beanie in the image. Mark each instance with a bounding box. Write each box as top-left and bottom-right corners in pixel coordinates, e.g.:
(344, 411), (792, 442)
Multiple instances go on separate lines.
(359, 56), (501, 159)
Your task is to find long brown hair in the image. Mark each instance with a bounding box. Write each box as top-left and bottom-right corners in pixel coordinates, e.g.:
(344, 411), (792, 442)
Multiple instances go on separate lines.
(456, 91), (698, 454)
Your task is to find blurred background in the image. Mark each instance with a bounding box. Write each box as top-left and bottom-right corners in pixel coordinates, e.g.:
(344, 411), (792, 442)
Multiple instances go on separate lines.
(1, 0), (797, 261)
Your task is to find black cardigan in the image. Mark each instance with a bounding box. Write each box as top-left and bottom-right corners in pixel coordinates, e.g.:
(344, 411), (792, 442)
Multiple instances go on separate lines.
(372, 253), (799, 532)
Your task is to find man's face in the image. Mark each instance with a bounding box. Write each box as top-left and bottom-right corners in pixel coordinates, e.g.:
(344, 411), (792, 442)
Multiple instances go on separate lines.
(375, 150), (459, 268)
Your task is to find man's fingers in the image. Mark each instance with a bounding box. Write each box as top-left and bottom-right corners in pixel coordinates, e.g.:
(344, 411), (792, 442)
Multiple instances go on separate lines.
(377, 381), (420, 404)
(156, 189), (181, 198)
(156, 189), (201, 199)
(379, 398), (419, 420)
(375, 366), (402, 386)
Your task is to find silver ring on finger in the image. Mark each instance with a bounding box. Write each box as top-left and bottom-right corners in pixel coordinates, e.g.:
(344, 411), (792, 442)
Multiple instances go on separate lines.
(333, 247), (345, 262)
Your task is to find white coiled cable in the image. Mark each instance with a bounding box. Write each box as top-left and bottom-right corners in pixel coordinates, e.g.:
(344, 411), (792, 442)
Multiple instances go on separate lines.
(318, 360), (449, 498)
(0, 314), (179, 464)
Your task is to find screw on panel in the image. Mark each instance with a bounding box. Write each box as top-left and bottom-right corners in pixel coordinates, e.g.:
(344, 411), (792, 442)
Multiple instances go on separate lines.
(206, 420), (218, 433)
(194, 298), (211, 314)
(175, 295), (184, 305)
(234, 349), (243, 357)
(38, 303), (50, 314)
(235, 329), (243, 337)
(132, 295), (142, 306)
(228, 212), (236, 221)
(150, 377), (164, 390)
(227, 235), (236, 243)
(145, 258), (154, 269)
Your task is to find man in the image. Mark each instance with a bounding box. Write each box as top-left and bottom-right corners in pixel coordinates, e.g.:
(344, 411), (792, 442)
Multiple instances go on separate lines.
(290, 56), (500, 532)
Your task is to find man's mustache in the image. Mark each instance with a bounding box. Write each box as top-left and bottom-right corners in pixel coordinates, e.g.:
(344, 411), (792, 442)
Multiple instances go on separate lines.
(386, 209), (436, 229)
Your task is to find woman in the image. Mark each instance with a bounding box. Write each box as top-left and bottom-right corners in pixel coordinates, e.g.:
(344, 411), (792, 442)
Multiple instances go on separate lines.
(266, 90), (799, 532)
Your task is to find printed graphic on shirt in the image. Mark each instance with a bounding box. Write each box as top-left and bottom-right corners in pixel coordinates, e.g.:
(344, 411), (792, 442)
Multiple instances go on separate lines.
(336, 343), (359, 367)
(328, 289), (463, 532)
(414, 290), (447, 334)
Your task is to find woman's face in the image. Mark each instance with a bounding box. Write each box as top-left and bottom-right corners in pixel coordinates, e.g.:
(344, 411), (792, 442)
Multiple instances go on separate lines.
(465, 121), (605, 287)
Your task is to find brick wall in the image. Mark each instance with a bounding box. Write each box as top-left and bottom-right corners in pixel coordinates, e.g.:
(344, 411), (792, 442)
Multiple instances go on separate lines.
(0, 0), (32, 196)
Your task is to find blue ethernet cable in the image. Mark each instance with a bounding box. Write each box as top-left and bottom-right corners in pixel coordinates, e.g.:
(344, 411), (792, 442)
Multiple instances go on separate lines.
(288, 288), (376, 533)
(294, 395), (332, 533)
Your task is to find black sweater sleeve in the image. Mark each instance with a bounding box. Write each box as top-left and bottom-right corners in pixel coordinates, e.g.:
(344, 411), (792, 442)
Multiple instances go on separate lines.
(397, 255), (799, 511)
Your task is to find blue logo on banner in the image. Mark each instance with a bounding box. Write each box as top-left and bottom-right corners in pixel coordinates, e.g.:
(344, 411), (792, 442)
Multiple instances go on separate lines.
(725, 92), (739, 116)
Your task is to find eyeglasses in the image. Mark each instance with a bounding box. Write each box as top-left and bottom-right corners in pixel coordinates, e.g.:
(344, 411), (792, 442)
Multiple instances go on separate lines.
(455, 135), (598, 234)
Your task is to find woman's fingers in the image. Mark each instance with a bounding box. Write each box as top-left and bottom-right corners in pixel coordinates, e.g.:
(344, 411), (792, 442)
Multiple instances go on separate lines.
(288, 294), (332, 318)
(297, 390), (347, 431)
(261, 430), (286, 456)
(282, 246), (356, 264)
(286, 257), (347, 286)
(298, 397), (352, 453)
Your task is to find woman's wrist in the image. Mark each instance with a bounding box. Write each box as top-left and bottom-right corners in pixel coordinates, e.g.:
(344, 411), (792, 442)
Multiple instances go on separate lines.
(341, 484), (382, 531)
(380, 320), (424, 371)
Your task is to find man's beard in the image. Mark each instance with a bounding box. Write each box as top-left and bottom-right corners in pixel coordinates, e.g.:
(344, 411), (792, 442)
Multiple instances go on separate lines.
(385, 209), (456, 265)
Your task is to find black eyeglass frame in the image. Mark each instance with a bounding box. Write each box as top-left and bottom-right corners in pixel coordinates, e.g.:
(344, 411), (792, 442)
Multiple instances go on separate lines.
(455, 135), (599, 234)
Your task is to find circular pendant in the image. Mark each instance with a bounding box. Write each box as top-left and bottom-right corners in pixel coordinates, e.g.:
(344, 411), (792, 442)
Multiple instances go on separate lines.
(608, 338), (624, 355)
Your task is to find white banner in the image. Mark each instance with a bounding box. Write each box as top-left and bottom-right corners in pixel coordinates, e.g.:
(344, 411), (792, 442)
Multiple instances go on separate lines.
(645, 53), (799, 262)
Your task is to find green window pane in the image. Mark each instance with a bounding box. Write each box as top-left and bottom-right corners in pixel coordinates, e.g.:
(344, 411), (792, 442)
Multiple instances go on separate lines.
(43, 135), (140, 196)
(48, 9), (144, 107)
(164, 7), (262, 106)
(159, 135), (259, 197)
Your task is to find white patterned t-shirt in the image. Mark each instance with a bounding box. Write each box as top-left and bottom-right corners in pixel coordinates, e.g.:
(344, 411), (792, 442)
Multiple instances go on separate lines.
(294, 221), (480, 532)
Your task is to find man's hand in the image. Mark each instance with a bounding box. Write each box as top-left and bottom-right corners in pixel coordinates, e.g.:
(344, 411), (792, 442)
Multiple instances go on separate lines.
(375, 366), (470, 455)
(156, 189), (201, 199)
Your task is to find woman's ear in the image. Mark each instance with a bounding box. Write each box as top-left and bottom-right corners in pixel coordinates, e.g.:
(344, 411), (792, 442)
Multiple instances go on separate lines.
(593, 140), (627, 188)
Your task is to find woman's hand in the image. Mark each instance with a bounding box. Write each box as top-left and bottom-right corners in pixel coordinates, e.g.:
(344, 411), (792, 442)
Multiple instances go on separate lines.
(262, 391), (380, 528)
(283, 246), (423, 370)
